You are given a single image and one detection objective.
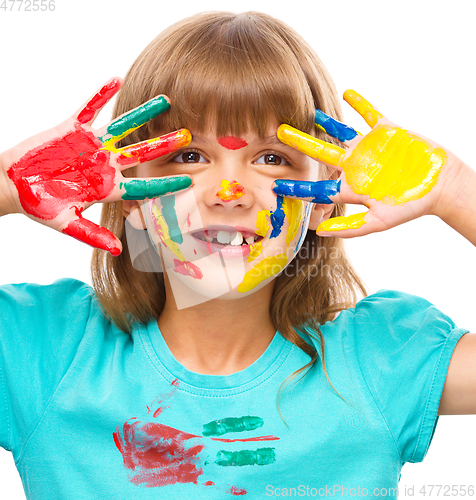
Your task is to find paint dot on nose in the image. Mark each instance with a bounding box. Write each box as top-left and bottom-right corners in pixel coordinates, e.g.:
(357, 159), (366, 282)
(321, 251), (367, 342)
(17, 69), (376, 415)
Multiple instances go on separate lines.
(218, 136), (248, 150)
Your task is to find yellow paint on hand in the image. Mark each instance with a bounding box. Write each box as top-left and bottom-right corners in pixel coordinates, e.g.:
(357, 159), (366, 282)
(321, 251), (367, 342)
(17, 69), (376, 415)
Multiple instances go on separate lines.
(282, 197), (304, 246)
(238, 254), (289, 293)
(343, 90), (383, 128)
(317, 212), (367, 232)
(277, 125), (345, 167)
(343, 124), (447, 205)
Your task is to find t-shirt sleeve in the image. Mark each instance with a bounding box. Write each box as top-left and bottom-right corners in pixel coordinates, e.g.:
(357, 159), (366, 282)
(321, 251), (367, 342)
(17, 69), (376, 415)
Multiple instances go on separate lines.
(0, 278), (94, 458)
(348, 290), (468, 465)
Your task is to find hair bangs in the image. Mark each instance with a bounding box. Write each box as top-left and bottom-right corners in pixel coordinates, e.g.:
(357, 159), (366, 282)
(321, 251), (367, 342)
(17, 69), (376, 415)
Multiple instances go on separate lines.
(115, 12), (317, 146)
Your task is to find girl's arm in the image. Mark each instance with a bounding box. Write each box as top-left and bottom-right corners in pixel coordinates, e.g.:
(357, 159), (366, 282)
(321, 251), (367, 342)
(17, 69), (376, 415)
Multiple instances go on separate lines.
(273, 90), (476, 415)
(433, 160), (476, 246)
(0, 77), (193, 255)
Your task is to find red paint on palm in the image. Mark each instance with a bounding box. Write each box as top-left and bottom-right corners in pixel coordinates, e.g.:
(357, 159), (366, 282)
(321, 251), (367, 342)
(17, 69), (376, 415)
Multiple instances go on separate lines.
(113, 418), (205, 487)
(77, 78), (121, 124)
(7, 123), (116, 220)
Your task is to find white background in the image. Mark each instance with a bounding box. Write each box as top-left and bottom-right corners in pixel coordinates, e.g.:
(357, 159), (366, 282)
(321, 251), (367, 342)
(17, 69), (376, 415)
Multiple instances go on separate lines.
(0, 0), (475, 497)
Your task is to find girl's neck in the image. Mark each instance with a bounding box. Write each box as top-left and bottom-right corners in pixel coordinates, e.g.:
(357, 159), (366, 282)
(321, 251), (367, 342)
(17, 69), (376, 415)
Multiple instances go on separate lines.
(157, 282), (276, 376)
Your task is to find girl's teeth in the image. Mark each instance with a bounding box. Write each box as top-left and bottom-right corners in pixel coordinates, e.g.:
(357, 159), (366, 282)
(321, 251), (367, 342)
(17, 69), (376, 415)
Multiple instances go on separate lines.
(230, 232), (243, 246)
(217, 231), (231, 244)
(245, 235), (255, 245)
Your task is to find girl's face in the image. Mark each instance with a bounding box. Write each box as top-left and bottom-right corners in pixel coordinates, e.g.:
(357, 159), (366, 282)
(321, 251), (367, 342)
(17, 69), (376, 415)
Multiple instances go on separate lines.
(129, 122), (326, 308)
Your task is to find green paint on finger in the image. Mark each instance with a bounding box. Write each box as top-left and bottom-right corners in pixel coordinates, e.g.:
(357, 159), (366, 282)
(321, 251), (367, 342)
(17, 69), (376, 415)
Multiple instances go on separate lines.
(203, 416), (264, 436)
(161, 195), (183, 244)
(100, 96), (170, 145)
(121, 176), (191, 200)
(215, 448), (276, 467)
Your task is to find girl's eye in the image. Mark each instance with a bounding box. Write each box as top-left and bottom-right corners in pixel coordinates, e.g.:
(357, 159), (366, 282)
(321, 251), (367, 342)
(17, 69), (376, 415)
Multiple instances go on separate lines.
(255, 153), (287, 166)
(173, 151), (207, 163)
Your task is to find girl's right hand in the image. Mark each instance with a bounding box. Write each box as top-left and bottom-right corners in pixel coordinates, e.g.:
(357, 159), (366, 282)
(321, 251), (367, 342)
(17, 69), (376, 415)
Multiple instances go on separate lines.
(0, 77), (192, 256)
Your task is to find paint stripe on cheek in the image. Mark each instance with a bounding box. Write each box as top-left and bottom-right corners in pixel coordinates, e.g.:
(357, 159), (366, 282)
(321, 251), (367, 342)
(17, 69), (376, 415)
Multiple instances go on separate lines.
(218, 136), (248, 150)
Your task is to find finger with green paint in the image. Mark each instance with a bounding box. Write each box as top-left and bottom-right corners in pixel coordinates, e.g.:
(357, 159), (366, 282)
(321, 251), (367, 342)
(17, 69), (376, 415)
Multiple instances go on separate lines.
(1, 77), (193, 257)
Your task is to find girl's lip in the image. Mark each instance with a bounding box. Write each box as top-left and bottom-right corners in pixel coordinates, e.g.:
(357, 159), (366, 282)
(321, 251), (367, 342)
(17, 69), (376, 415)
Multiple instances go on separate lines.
(191, 226), (260, 240)
(192, 233), (262, 258)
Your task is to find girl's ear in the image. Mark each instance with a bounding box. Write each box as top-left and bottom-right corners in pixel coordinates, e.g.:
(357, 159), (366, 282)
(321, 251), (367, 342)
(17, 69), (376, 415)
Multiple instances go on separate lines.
(308, 202), (335, 231)
(123, 200), (147, 230)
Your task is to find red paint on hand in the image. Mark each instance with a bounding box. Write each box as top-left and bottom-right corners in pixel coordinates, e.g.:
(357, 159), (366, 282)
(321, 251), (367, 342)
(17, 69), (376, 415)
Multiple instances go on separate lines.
(218, 136), (248, 150)
(7, 123), (116, 220)
(204, 481), (216, 486)
(63, 217), (121, 256)
(117, 129), (192, 166)
(77, 78), (121, 124)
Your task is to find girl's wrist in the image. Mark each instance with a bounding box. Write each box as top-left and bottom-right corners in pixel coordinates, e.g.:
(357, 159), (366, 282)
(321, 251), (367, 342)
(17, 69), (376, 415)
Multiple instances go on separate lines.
(432, 159), (476, 245)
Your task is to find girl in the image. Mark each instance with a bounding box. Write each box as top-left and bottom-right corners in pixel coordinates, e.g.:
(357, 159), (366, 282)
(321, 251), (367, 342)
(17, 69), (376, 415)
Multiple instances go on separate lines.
(1, 10), (475, 499)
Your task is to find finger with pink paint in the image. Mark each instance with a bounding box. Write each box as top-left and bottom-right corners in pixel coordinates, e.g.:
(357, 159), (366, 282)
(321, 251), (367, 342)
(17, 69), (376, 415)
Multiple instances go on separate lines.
(0, 78), (193, 256)
(274, 90), (458, 239)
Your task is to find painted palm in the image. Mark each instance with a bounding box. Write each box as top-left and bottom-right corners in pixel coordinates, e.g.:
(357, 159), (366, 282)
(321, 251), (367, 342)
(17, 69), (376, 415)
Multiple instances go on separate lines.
(273, 90), (451, 237)
(5, 78), (192, 255)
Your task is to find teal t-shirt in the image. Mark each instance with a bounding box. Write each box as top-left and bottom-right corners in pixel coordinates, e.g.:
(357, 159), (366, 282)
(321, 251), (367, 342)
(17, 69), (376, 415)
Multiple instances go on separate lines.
(0, 279), (468, 499)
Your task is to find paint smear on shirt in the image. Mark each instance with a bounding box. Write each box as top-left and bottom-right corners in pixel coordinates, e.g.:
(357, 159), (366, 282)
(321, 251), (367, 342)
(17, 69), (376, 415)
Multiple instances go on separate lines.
(203, 416), (263, 436)
(215, 448), (276, 466)
(229, 485), (248, 495)
(113, 419), (205, 487)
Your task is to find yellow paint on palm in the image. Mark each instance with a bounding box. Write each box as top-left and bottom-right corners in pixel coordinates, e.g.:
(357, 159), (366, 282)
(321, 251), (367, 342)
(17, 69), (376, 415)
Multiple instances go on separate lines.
(343, 124), (447, 205)
(282, 197), (304, 246)
(238, 254), (288, 293)
(277, 125), (344, 167)
(317, 212), (367, 232)
(343, 90), (383, 128)
(151, 204), (186, 262)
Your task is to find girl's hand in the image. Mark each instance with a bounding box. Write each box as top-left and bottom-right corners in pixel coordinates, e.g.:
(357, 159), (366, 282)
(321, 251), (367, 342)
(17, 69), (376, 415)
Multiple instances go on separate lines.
(0, 77), (192, 255)
(272, 90), (461, 237)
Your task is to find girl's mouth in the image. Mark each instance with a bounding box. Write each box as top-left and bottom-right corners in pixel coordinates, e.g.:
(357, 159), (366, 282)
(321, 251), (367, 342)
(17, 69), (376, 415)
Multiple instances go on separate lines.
(191, 227), (265, 257)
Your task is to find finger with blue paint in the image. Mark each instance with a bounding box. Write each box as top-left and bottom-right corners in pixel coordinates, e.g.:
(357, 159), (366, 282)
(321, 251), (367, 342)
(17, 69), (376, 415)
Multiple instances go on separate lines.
(275, 89), (450, 239)
(314, 109), (359, 144)
(272, 179), (341, 204)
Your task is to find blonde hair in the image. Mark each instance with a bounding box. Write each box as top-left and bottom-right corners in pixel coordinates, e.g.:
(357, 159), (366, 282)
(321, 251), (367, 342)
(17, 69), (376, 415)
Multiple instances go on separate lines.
(91, 11), (366, 412)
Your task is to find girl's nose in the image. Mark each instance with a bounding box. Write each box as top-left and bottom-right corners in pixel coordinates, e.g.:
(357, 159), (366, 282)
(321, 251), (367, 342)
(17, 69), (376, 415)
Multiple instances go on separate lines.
(216, 180), (245, 202)
(205, 178), (254, 210)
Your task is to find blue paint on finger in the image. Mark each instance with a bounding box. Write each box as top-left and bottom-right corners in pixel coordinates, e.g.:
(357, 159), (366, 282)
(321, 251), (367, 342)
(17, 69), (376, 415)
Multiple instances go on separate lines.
(315, 109), (357, 142)
(272, 179), (341, 204)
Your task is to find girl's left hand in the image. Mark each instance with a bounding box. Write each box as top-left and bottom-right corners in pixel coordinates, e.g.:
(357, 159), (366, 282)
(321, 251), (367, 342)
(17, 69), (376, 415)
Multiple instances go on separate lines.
(272, 90), (461, 237)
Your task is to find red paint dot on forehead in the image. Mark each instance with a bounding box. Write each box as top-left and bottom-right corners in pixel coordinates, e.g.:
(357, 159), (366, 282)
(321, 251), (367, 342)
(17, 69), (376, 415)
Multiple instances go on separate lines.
(218, 136), (248, 150)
